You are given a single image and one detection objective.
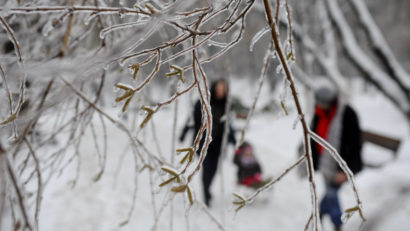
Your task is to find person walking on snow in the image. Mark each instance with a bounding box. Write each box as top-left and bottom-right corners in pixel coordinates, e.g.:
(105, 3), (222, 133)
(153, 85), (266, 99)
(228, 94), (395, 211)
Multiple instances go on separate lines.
(310, 84), (363, 231)
(180, 79), (236, 207)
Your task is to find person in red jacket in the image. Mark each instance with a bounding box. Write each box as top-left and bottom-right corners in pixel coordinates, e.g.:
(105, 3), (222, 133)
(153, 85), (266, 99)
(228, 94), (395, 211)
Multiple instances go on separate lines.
(310, 84), (363, 231)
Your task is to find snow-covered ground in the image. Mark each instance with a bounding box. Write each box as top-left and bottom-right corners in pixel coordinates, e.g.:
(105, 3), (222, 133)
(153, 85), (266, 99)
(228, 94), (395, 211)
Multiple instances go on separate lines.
(37, 78), (410, 231)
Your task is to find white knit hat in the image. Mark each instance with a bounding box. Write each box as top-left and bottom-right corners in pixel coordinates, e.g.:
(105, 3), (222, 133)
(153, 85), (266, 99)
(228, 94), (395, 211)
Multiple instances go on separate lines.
(314, 81), (337, 106)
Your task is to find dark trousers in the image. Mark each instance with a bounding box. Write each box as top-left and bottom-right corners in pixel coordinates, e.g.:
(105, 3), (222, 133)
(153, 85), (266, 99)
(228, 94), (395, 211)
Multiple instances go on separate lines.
(201, 140), (221, 206)
(320, 185), (343, 228)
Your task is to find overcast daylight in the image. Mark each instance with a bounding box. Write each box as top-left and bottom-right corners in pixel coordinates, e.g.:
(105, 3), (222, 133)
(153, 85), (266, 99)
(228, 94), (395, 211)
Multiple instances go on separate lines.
(1, 0), (409, 230)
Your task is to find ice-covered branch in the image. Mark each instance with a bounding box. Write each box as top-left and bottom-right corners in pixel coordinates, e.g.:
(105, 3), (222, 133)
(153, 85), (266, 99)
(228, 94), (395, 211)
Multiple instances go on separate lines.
(0, 6), (150, 16)
(262, 0), (321, 229)
(197, 200), (227, 231)
(234, 154), (305, 207)
(0, 0), (384, 229)
(280, 17), (348, 92)
(348, 0), (410, 96)
(23, 138), (42, 230)
(0, 15), (26, 138)
(238, 40), (274, 146)
(309, 131), (365, 222)
(61, 78), (166, 168)
(0, 16), (23, 63)
(325, 0), (410, 117)
(4, 150), (32, 231)
(0, 65), (13, 121)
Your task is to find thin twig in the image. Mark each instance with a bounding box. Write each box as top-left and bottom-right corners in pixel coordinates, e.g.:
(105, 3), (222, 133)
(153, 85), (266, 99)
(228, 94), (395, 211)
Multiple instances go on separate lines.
(186, 15), (213, 182)
(262, 0), (320, 229)
(5, 153), (32, 230)
(60, 0), (75, 57)
(244, 154), (305, 204)
(309, 131), (364, 218)
(238, 40), (274, 146)
(23, 138), (42, 230)
(284, 0), (294, 58)
(0, 16), (23, 63)
(0, 65), (14, 120)
(135, 49), (161, 92)
(197, 200), (227, 231)
(1, 6), (150, 16)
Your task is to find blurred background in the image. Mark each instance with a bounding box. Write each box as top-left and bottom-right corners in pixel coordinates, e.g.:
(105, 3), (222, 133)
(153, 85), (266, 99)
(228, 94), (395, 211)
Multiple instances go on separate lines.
(0, 0), (409, 230)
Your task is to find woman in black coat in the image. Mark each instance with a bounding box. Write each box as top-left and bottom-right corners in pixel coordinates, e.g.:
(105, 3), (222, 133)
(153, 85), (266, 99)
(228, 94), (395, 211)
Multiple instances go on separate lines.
(191, 80), (235, 206)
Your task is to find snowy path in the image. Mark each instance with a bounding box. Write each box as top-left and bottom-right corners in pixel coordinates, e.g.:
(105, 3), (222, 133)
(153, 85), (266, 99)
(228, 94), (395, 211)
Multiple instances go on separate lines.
(38, 81), (410, 231)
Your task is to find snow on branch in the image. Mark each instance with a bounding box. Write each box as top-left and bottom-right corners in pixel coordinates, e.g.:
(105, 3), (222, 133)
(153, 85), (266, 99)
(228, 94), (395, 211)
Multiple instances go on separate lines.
(280, 17), (348, 92)
(258, 1), (324, 229)
(325, 0), (409, 114)
(238, 40), (274, 146)
(0, 5), (150, 16)
(348, 0), (410, 93)
(234, 154), (306, 209)
(0, 16), (23, 63)
(0, 0), (372, 230)
(308, 131), (365, 223)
